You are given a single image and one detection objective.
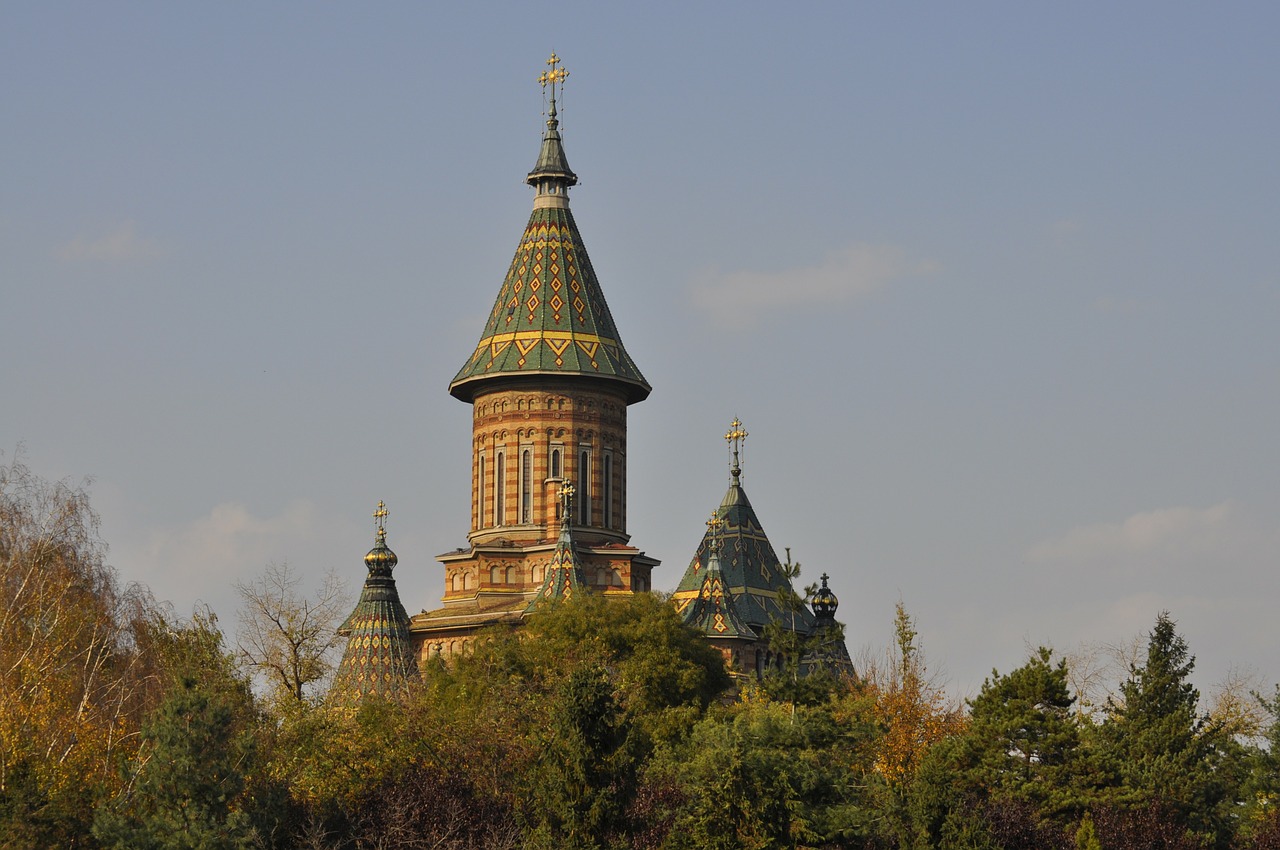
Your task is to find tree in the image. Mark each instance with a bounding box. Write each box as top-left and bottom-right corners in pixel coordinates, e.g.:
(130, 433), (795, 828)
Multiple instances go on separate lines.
(235, 562), (347, 706)
(959, 647), (1097, 820)
(759, 549), (847, 708)
(0, 457), (166, 845)
(93, 676), (258, 850)
(1097, 612), (1240, 847)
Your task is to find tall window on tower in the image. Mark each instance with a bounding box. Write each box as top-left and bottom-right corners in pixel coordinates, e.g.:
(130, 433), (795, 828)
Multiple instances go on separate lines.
(578, 449), (591, 526)
(603, 452), (614, 528)
(478, 454), (486, 528)
(520, 449), (532, 524)
(550, 446), (562, 479)
(495, 450), (505, 526)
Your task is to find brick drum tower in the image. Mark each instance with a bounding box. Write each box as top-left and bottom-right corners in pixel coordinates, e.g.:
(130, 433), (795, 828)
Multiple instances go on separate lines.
(410, 55), (657, 659)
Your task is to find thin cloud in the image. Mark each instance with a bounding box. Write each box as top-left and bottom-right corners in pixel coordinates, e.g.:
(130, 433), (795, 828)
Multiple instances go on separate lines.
(691, 242), (938, 327)
(58, 220), (160, 262)
(1028, 502), (1236, 563)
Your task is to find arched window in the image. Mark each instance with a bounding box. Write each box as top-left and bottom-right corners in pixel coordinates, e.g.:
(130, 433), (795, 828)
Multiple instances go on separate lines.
(550, 447), (561, 479)
(578, 450), (590, 526)
(505, 566), (516, 585)
(603, 453), (613, 528)
(495, 451), (505, 526)
(490, 566), (502, 585)
(477, 454), (486, 527)
(611, 568), (622, 587)
(464, 571), (474, 591)
(451, 573), (461, 593)
(520, 449), (532, 524)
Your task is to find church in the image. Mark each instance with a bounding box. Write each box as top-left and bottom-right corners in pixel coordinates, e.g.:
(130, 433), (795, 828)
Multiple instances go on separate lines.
(331, 55), (852, 702)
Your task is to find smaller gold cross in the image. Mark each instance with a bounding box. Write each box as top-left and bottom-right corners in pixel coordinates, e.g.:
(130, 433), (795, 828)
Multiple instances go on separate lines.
(725, 417), (748, 449)
(558, 482), (575, 517)
(373, 500), (389, 533)
(538, 52), (569, 98)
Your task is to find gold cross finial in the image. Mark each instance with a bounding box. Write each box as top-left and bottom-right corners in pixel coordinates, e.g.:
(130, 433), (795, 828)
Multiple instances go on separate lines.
(558, 481), (575, 519)
(706, 513), (725, 534)
(725, 417), (748, 483)
(538, 52), (569, 100)
(373, 500), (389, 538)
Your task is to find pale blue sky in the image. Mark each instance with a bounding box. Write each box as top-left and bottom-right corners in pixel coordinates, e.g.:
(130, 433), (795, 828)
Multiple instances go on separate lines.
(3, 3), (1277, 699)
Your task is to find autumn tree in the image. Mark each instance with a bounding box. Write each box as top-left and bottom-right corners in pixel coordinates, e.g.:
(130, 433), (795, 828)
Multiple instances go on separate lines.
(235, 561), (347, 707)
(0, 457), (166, 844)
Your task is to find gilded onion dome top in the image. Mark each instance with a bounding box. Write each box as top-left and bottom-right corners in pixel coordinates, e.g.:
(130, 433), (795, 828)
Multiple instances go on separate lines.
(811, 573), (838, 619)
(364, 529), (398, 576)
(450, 53), (649, 405)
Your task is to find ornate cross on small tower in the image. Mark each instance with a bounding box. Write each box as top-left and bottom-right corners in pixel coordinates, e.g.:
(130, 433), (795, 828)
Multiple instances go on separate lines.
(558, 482), (576, 528)
(706, 512), (725, 558)
(539, 52), (569, 104)
(373, 500), (389, 542)
(725, 417), (748, 485)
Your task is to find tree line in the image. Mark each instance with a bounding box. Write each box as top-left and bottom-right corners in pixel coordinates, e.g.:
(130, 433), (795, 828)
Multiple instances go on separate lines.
(3, 457), (1279, 849)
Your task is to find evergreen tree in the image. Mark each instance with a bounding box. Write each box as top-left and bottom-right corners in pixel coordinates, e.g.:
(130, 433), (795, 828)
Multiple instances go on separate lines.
(959, 647), (1096, 820)
(93, 677), (258, 850)
(1097, 612), (1238, 848)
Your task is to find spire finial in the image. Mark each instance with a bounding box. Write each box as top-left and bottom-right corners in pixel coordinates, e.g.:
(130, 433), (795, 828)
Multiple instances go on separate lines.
(725, 417), (748, 485)
(538, 52), (569, 117)
(706, 512), (725, 566)
(558, 482), (576, 529)
(373, 500), (389, 543)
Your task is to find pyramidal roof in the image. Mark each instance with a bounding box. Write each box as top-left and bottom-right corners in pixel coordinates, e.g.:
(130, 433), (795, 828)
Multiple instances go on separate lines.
(450, 55), (649, 405)
(680, 517), (757, 640)
(672, 422), (814, 635)
(526, 485), (588, 612)
(331, 504), (417, 704)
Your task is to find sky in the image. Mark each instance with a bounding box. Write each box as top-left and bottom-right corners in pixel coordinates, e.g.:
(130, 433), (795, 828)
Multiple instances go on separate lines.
(3, 3), (1278, 702)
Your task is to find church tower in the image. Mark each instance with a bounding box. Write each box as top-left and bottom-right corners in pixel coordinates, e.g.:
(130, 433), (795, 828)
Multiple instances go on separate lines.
(411, 55), (657, 658)
(672, 419), (821, 677)
(331, 502), (418, 703)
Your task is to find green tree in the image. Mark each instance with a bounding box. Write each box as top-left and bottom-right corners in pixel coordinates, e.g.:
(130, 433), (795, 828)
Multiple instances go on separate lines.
(93, 676), (258, 850)
(1097, 612), (1240, 847)
(959, 647), (1097, 820)
(661, 700), (873, 850)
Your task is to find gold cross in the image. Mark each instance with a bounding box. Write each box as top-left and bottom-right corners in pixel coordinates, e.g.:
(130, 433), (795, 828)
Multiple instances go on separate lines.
(558, 482), (575, 516)
(706, 513), (725, 534)
(373, 500), (389, 533)
(538, 52), (569, 98)
(725, 417), (748, 449)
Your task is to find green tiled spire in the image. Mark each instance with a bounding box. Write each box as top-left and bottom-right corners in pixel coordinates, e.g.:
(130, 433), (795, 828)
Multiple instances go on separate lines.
(450, 54), (649, 404)
(526, 484), (587, 612)
(331, 503), (417, 704)
(672, 421), (814, 635)
(681, 515), (757, 640)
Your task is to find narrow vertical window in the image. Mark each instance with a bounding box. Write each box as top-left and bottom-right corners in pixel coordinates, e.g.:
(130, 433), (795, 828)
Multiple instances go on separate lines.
(521, 449), (532, 524)
(603, 453), (613, 528)
(578, 450), (590, 526)
(495, 450), (505, 526)
(550, 447), (561, 479)
(478, 454), (486, 528)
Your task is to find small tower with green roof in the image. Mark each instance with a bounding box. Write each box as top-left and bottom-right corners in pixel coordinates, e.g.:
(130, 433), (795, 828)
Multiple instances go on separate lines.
(331, 502), (418, 703)
(672, 419), (816, 677)
(413, 55), (658, 658)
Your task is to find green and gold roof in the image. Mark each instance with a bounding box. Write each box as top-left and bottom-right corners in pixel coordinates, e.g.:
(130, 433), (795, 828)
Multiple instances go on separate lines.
(449, 56), (649, 404)
(525, 486), (588, 612)
(680, 516), (757, 640)
(672, 423), (814, 636)
(331, 504), (418, 704)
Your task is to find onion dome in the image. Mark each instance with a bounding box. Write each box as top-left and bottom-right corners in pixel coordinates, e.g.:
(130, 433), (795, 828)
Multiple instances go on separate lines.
(802, 572), (855, 677)
(672, 419), (814, 635)
(331, 502), (418, 704)
(811, 573), (839, 620)
(450, 53), (649, 405)
(526, 483), (587, 612)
